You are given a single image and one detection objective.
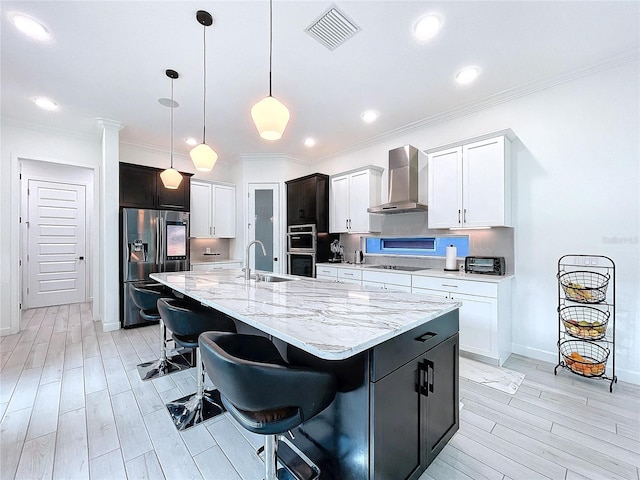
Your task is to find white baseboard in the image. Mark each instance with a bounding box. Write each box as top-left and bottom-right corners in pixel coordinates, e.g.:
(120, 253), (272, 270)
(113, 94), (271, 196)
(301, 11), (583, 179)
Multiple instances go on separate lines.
(511, 343), (639, 386)
(511, 343), (557, 364)
(0, 326), (15, 337)
(102, 321), (120, 332)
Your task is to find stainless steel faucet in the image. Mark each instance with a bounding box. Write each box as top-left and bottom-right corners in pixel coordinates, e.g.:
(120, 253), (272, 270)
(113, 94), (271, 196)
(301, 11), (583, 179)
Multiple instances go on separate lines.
(245, 240), (267, 280)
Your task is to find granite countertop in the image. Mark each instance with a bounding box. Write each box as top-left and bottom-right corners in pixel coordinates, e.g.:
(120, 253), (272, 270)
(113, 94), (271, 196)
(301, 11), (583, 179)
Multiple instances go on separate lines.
(317, 262), (514, 283)
(150, 269), (461, 361)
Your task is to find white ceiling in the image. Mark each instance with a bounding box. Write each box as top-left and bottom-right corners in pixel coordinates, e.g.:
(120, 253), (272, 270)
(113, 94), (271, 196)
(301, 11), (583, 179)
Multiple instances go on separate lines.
(2, 1), (639, 163)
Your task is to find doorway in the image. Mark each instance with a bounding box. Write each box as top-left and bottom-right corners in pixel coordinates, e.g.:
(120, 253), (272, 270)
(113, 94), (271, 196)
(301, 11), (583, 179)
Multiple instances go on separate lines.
(247, 183), (280, 273)
(21, 160), (93, 309)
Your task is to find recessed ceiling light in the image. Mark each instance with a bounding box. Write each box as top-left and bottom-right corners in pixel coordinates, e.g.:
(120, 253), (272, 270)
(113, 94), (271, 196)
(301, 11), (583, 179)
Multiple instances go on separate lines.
(185, 137), (199, 146)
(455, 66), (480, 85)
(304, 137), (316, 147)
(11, 13), (51, 42)
(413, 14), (441, 41)
(33, 97), (58, 111)
(361, 110), (379, 123)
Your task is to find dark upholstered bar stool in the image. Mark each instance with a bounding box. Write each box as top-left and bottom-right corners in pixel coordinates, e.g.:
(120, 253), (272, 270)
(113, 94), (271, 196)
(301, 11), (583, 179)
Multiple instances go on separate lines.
(131, 283), (191, 381)
(158, 297), (237, 431)
(199, 332), (337, 480)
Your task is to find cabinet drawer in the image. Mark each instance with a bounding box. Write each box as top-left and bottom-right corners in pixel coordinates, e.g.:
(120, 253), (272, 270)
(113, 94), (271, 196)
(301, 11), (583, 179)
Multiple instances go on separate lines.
(412, 276), (497, 297)
(337, 268), (362, 282)
(362, 270), (411, 287)
(370, 309), (459, 382)
(316, 266), (338, 278)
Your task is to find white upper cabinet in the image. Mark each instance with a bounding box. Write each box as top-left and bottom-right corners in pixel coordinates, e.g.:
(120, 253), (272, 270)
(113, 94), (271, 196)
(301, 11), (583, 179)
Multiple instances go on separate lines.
(330, 166), (383, 233)
(427, 132), (512, 229)
(190, 180), (236, 238)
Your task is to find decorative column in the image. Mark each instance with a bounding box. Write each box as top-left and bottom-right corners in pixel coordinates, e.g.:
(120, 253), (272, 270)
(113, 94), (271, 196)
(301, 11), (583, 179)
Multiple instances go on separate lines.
(96, 118), (124, 332)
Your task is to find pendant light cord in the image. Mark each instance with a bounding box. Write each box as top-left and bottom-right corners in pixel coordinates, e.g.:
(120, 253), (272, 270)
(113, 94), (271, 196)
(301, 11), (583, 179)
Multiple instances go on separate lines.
(170, 76), (174, 168)
(269, 0), (273, 97)
(202, 22), (207, 144)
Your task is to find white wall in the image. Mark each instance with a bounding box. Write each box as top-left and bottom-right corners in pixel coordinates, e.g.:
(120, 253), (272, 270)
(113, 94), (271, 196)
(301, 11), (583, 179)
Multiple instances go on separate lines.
(0, 124), (102, 335)
(119, 142), (236, 184)
(312, 60), (640, 383)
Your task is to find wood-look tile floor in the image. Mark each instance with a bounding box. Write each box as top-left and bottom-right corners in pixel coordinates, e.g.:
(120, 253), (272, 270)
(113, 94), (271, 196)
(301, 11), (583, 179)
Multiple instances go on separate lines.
(1, 304), (639, 480)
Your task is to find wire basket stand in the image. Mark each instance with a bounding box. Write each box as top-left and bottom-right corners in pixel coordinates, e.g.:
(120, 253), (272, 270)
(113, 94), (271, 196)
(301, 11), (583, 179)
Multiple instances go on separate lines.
(555, 254), (616, 392)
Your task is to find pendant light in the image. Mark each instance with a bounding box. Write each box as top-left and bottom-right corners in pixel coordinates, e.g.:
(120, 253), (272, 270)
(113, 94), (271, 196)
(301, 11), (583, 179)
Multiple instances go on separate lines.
(160, 69), (183, 189)
(251, 0), (290, 141)
(190, 10), (218, 171)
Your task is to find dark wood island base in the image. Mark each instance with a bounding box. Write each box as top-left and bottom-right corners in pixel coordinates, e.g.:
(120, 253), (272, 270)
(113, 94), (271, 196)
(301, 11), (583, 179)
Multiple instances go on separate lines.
(283, 309), (459, 479)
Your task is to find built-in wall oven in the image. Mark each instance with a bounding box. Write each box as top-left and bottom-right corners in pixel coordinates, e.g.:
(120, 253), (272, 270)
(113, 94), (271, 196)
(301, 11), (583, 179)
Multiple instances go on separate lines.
(286, 224), (316, 278)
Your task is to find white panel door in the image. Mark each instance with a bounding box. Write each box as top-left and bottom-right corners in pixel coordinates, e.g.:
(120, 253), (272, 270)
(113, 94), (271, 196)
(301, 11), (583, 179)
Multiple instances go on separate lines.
(190, 181), (212, 237)
(26, 179), (87, 307)
(463, 136), (505, 227)
(213, 185), (236, 238)
(428, 147), (463, 228)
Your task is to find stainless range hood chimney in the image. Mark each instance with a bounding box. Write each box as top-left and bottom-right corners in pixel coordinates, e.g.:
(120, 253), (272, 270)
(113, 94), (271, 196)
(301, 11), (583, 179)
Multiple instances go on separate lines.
(367, 145), (428, 214)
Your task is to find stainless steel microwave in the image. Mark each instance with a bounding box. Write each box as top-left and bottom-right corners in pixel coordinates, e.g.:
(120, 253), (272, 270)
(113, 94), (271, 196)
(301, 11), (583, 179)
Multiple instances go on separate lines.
(464, 256), (506, 275)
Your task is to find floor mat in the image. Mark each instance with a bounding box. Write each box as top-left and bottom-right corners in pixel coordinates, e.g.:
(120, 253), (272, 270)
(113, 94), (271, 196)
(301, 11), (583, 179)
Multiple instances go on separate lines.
(459, 357), (525, 394)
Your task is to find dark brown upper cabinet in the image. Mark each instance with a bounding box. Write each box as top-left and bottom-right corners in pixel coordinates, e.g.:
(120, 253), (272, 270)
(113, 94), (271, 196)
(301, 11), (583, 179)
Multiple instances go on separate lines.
(120, 162), (191, 211)
(285, 173), (329, 232)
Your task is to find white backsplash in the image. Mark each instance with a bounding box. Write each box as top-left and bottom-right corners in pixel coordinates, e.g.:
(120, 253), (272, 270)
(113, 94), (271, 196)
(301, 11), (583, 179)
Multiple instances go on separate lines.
(339, 212), (515, 273)
(190, 238), (231, 263)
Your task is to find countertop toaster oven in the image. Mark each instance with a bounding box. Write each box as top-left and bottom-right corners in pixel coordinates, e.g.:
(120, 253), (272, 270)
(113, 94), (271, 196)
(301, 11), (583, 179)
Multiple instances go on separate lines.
(464, 256), (506, 275)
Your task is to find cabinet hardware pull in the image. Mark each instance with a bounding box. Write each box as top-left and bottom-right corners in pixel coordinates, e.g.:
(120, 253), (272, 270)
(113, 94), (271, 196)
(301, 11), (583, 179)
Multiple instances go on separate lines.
(346, 219), (348, 229)
(415, 332), (437, 342)
(344, 273), (354, 276)
(463, 209), (467, 223)
(441, 284), (458, 288)
(416, 360), (429, 397)
(426, 359), (435, 393)
(458, 209), (461, 223)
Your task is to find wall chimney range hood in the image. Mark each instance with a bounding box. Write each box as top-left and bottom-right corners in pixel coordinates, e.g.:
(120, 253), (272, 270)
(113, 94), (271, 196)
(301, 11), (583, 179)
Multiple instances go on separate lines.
(368, 145), (428, 214)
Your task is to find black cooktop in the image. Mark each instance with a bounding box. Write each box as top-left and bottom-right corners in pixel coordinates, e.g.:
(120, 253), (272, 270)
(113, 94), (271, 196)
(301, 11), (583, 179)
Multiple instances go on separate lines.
(367, 265), (430, 272)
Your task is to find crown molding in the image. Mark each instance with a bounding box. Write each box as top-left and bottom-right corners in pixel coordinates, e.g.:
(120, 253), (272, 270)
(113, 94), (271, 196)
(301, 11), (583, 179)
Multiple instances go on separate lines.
(239, 153), (310, 166)
(2, 117), (101, 142)
(119, 138), (234, 167)
(95, 117), (124, 131)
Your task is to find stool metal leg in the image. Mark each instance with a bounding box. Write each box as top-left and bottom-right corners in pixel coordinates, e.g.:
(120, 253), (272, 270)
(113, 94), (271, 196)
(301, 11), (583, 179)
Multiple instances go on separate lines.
(166, 347), (226, 431)
(137, 319), (191, 381)
(264, 434), (278, 480)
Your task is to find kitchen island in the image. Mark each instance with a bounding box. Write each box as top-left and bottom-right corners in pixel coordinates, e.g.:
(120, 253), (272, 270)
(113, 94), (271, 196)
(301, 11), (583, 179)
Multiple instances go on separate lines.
(150, 269), (461, 479)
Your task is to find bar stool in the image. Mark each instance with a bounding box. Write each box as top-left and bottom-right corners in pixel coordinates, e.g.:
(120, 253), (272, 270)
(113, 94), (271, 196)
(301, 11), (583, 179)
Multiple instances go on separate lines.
(131, 283), (191, 381)
(199, 332), (337, 480)
(158, 297), (237, 431)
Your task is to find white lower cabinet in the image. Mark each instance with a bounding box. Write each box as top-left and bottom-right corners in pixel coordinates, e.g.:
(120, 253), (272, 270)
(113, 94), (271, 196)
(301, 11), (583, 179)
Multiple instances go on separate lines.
(337, 268), (362, 285)
(191, 262), (241, 272)
(412, 276), (511, 366)
(316, 265), (338, 281)
(362, 270), (412, 292)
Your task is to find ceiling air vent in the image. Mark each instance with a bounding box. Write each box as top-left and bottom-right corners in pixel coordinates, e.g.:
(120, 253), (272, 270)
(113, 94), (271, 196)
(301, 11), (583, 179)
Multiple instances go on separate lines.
(305, 6), (360, 51)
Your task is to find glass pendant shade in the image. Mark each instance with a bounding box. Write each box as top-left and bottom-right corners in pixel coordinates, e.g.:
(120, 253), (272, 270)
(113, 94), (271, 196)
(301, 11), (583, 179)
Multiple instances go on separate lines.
(251, 95), (290, 141)
(190, 142), (218, 171)
(160, 167), (183, 189)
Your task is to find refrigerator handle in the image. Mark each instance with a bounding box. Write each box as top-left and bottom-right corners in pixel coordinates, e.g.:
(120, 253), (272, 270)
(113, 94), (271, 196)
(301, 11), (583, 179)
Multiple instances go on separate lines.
(122, 209), (129, 282)
(158, 215), (164, 270)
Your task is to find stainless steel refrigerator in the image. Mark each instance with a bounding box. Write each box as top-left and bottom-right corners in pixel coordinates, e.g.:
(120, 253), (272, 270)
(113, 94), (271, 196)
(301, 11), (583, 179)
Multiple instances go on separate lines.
(120, 208), (190, 328)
